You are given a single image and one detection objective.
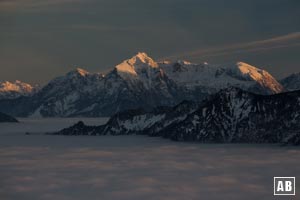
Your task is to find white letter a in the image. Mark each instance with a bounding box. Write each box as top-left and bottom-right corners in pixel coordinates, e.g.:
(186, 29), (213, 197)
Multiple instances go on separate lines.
(277, 181), (284, 192)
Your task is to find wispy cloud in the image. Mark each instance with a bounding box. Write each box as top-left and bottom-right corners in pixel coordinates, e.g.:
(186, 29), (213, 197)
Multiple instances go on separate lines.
(161, 32), (300, 61)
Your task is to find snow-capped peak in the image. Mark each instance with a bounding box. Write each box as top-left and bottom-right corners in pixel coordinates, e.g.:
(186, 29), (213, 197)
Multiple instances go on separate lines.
(159, 60), (283, 94)
(175, 60), (192, 65)
(131, 52), (157, 66)
(46, 67), (91, 87)
(115, 52), (158, 76)
(0, 80), (36, 99)
(230, 62), (284, 93)
(0, 80), (34, 93)
(66, 68), (89, 78)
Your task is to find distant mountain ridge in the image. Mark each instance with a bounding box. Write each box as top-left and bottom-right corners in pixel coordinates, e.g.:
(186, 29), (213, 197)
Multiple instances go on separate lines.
(280, 72), (300, 91)
(54, 87), (300, 145)
(0, 52), (285, 117)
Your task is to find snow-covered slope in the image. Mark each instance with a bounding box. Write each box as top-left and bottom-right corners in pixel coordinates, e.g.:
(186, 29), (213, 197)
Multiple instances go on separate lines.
(280, 72), (300, 91)
(159, 61), (283, 94)
(0, 80), (38, 99)
(0, 52), (285, 117)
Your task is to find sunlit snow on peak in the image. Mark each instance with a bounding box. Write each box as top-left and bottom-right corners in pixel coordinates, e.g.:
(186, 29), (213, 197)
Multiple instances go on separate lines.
(115, 52), (158, 76)
(236, 62), (264, 78)
(129, 52), (158, 68)
(0, 80), (34, 93)
(75, 68), (89, 76)
(0, 80), (36, 99)
(67, 68), (89, 77)
(175, 60), (192, 65)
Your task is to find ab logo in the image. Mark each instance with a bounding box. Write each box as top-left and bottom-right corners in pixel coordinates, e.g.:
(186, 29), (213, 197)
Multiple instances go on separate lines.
(274, 177), (295, 196)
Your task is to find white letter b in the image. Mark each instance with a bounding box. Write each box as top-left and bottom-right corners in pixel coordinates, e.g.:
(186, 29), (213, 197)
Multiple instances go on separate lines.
(285, 181), (292, 192)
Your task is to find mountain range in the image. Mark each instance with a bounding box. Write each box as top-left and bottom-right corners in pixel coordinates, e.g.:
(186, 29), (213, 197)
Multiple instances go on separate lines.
(1, 52), (296, 118)
(54, 87), (300, 145)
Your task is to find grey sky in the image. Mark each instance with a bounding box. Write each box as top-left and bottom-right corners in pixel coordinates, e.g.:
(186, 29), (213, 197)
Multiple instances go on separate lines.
(0, 0), (299, 84)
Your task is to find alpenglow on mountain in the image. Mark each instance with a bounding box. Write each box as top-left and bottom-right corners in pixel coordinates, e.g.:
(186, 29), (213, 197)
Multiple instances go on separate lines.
(0, 52), (284, 117)
(0, 80), (38, 100)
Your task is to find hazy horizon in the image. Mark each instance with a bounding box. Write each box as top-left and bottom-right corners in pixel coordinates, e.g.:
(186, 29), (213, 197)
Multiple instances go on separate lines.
(0, 0), (299, 85)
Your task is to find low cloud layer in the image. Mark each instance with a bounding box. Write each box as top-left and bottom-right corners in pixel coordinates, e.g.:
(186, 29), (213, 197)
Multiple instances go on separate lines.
(0, 135), (299, 200)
